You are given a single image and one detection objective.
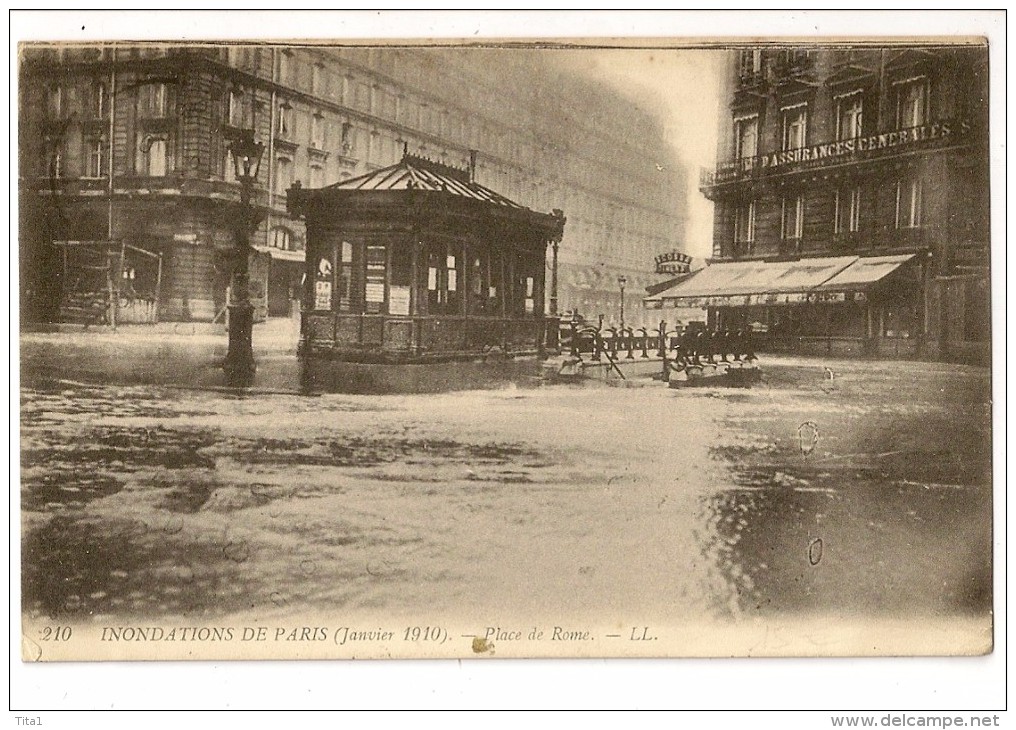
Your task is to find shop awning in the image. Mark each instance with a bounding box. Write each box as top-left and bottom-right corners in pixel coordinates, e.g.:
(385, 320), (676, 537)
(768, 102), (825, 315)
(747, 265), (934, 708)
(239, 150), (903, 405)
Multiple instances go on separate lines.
(813, 254), (918, 292)
(644, 254), (919, 308)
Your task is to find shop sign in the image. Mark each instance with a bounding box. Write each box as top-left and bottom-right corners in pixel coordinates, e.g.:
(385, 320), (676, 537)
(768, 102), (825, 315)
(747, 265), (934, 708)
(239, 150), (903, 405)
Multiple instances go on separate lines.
(655, 251), (693, 275)
(365, 282), (385, 304)
(807, 291), (867, 303)
(756, 120), (970, 170)
(389, 286), (411, 316)
(708, 118), (971, 184)
(314, 281), (332, 310)
(314, 256), (333, 310)
(665, 295), (751, 308)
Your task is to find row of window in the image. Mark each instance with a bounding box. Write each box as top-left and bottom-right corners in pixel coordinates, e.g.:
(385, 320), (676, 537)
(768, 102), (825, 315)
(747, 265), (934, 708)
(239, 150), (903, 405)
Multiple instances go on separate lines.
(41, 75), (665, 228)
(730, 179), (925, 252)
(46, 80), (172, 121)
(248, 48), (479, 148)
(738, 49), (816, 77)
(46, 132), (170, 179)
(733, 77), (930, 159)
(315, 240), (542, 317)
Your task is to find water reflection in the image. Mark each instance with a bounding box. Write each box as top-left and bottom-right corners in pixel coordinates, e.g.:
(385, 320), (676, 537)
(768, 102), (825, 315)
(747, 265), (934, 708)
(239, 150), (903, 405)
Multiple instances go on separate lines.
(699, 469), (992, 619)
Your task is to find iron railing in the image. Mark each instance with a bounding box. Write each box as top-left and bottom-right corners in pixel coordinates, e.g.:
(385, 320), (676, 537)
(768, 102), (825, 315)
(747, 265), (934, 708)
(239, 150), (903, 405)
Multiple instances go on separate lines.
(561, 317), (757, 380)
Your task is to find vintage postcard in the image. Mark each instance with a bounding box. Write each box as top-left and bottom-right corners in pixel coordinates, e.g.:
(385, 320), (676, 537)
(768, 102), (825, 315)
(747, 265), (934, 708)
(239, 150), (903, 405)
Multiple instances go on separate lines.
(17, 21), (996, 670)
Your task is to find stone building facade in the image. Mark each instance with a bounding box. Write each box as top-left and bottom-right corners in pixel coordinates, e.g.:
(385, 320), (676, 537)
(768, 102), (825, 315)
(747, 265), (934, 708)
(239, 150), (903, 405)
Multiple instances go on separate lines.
(696, 45), (989, 363)
(19, 43), (687, 327)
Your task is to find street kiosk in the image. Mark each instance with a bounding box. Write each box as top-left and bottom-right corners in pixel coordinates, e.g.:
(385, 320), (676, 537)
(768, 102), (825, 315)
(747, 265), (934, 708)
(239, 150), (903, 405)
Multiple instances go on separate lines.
(287, 152), (566, 390)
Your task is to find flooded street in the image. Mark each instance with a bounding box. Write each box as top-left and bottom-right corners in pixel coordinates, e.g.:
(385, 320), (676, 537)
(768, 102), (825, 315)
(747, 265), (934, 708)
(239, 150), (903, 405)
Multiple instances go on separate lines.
(20, 357), (992, 655)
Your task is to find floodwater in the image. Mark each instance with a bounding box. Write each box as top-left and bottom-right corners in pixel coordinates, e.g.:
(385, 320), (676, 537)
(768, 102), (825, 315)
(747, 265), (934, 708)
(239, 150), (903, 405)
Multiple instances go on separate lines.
(20, 357), (992, 650)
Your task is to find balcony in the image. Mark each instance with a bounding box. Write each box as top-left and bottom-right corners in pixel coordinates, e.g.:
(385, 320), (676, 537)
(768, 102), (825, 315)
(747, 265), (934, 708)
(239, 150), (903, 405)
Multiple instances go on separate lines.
(701, 117), (975, 192)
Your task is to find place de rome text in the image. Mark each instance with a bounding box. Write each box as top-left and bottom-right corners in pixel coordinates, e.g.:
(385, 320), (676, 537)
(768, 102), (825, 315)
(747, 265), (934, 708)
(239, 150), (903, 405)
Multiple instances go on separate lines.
(90, 624), (659, 646)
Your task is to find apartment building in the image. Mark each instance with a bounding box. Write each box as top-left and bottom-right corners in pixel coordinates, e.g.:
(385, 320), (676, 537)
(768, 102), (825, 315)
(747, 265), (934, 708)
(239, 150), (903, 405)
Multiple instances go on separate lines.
(19, 43), (687, 327)
(653, 45), (989, 362)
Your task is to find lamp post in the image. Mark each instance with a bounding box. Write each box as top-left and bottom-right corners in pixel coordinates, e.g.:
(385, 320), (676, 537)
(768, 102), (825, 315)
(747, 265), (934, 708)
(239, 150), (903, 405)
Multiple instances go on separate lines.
(617, 274), (627, 330)
(222, 129), (264, 386)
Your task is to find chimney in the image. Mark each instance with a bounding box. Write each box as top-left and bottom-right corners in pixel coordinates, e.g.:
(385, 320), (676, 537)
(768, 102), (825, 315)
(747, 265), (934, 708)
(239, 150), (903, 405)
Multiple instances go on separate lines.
(468, 149), (477, 183)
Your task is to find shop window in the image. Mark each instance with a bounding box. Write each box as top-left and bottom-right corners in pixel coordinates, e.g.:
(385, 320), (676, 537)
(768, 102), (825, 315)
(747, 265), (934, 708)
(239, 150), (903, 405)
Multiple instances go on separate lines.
(513, 253), (540, 317)
(836, 92), (863, 140)
(829, 303), (865, 338)
(337, 241), (354, 313)
(85, 135), (107, 178)
(896, 77), (928, 129)
(781, 195), (804, 241)
(895, 179), (923, 229)
(487, 249), (502, 314)
(364, 244), (387, 314)
(835, 186), (862, 234)
(427, 247), (460, 314)
(734, 115), (759, 160)
(882, 303), (914, 339)
(782, 105), (807, 150)
(471, 255), (485, 313)
(524, 275), (535, 315)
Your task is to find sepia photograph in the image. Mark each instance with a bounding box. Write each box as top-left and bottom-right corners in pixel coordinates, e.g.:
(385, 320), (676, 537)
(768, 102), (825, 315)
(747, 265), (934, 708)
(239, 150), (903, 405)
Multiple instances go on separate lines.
(11, 8), (1005, 717)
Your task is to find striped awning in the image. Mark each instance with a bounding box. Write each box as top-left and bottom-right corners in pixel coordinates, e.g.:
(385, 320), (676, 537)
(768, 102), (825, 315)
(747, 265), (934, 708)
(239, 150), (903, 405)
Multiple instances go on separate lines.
(814, 254), (918, 292)
(643, 254), (918, 308)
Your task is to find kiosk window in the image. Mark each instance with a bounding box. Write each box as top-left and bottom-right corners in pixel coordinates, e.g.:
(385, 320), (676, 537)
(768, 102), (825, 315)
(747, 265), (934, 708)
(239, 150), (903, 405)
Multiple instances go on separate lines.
(337, 241), (354, 312)
(365, 244), (386, 314)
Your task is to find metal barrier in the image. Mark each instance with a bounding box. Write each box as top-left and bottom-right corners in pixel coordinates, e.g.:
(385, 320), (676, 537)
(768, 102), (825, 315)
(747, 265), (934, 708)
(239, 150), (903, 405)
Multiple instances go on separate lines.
(563, 318), (757, 381)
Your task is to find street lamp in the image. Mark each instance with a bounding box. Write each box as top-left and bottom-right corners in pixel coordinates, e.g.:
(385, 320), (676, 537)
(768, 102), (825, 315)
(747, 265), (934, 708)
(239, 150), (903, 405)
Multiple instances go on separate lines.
(222, 129), (264, 386)
(617, 275), (627, 330)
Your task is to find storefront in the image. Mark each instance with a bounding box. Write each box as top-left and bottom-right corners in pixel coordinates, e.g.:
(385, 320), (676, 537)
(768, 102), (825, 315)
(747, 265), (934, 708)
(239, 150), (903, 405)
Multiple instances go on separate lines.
(643, 253), (927, 357)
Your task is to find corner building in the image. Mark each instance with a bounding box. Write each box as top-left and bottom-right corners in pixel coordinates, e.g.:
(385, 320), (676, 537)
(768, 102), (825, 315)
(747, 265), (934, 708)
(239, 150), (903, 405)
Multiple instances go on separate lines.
(697, 45), (989, 363)
(19, 44), (686, 327)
